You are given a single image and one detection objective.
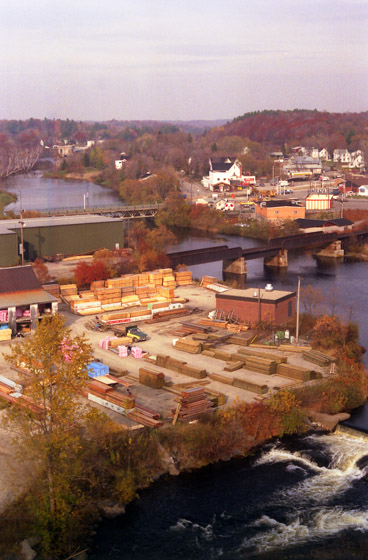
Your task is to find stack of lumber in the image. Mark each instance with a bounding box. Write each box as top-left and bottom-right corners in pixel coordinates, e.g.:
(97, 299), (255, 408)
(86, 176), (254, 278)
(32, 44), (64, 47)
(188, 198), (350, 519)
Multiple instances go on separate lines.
(208, 372), (268, 394)
(277, 363), (319, 381)
(171, 387), (213, 421)
(174, 337), (202, 354)
(232, 376), (269, 394)
(235, 347), (287, 365)
(147, 307), (188, 322)
(241, 355), (277, 375)
(42, 283), (60, 298)
(162, 275), (176, 289)
(121, 295), (140, 307)
(60, 284), (78, 301)
(154, 354), (206, 379)
(95, 287), (122, 310)
(149, 270), (164, 286)
(199, 317), (228, 329)
(227, 334), (252, 346)
(224, 361), (244, 372)
(175, 270), (193, 286)
(201, 276), (218, 287)
(127, 404), (163, 428)
(90, 280), (105, 291)
(108, 336), (132, 348)
(139, 367), (165, 389)
(157, 286), (175, 298)
(0, 328), (12, 341)
(302, 349), (335, 367)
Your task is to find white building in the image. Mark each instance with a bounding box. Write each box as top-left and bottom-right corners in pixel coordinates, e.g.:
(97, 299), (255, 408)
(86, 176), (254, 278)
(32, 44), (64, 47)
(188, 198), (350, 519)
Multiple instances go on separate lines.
(202, 157), (243, 191)
(305, 193), (333, 211)
(319, 148), (330, 161)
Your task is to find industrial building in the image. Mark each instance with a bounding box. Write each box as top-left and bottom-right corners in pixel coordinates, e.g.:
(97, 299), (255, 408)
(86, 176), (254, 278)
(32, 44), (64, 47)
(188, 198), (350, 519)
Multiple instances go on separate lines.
(0, 214), (125, 266)
(216, 286), (296, 326)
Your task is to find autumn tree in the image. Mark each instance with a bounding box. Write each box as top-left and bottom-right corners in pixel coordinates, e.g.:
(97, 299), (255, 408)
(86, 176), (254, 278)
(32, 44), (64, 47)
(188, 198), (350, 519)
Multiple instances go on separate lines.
(4, 314), (93, 556)
(74, 259), (110, 288)
(32, 258), (52, 284)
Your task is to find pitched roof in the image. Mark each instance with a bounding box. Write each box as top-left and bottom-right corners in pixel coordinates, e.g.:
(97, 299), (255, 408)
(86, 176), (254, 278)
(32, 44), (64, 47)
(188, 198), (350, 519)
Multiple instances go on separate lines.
(0, 266), (41, 294)
(295, 218), (353, 229)
(210, 157), (237, 172)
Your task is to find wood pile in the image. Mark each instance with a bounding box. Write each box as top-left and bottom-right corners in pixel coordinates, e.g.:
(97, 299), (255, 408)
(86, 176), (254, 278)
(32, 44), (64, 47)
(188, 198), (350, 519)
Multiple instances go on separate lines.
(277, 363), (319, 381)
(208, 372), (268, 394)
(302, 350), (335, 367)
(232, 376), (268, 394)
(236, 347), (287, 364)
(224, 361), (244, 372)
(87, 379), (136, 409)
(175, 270), (192, 286)
(139, 367), (165, 389)
(146, 307), (188, 322)
(201, 276), (218, 288)
(240, 355), (277, 375)
(127, 405), (163, 428)
(0, 328), (12, 342)
(60, 284), (78, 301)
(174, 337), (202, 354)
(228, 335), (252, 346)
(199, 317), (229, 329)
(154, 354), (206, 379)
(42, 283), (60, 298)
(171, 387), (213, 421)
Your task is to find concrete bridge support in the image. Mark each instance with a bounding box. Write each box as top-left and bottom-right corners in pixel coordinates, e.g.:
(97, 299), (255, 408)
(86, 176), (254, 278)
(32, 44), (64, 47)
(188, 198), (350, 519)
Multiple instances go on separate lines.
(223, 256), (247, 275)
(264, 249), (288, 268)
(316, 241), (344, 258)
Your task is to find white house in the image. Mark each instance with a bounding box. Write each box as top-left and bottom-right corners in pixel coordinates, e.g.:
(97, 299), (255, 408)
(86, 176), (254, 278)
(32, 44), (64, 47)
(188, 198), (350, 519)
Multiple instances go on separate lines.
(319, 148), (330, 161)
(349, 150), (364, 170)
(202, 157), (243, 191)
(115, 152), (130, 170)
(333, 149), (351, 164)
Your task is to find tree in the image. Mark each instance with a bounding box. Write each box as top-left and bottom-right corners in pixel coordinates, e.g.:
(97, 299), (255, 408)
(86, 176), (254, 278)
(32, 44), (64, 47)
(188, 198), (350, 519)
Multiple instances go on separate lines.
(74, 259), (110, 288)
(32, 258), (52, 284)
(4, 315), (93, 555)
(300, 284), (323, 314)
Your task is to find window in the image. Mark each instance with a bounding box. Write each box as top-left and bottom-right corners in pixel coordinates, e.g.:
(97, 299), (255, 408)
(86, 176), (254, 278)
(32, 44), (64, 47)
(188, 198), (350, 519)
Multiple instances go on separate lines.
(274, 210), (279, 214)
(288, 300), (292, 317)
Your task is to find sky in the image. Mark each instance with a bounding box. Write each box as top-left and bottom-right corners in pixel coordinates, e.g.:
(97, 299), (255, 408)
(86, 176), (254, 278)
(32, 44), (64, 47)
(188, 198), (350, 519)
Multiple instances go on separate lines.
(1, 0), (367, 121)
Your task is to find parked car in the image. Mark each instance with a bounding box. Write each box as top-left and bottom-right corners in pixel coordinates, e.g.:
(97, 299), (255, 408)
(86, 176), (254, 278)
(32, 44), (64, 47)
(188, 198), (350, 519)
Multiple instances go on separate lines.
(284, 188), (293, 194)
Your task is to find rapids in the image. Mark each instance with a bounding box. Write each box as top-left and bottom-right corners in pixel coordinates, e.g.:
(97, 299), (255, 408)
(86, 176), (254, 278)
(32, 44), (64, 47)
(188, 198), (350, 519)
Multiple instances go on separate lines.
(91, 432), (368, 559)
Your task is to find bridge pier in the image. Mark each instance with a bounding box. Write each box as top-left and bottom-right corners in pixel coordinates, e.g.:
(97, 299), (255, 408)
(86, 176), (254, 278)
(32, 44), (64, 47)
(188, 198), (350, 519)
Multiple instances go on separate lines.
(315, 241), (344, 258)
(264, 249), (288, 268)
(223, 256), (247, 275)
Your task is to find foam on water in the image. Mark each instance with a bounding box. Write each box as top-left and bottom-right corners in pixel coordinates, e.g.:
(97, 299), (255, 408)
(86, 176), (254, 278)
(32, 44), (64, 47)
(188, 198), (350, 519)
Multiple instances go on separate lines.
(243, 432), (368, 552)
(242, 508), (368, 553)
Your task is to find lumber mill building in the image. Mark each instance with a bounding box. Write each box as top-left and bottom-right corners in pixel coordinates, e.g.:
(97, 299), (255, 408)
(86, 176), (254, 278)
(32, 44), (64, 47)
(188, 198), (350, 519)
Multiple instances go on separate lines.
(0, 266), (58, 337)
(215, 286), (296, 326)
(0, 215), (125, 266)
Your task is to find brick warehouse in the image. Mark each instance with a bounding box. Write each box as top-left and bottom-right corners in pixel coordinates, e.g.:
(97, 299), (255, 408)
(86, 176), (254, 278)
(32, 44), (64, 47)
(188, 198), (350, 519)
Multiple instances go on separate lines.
(215, 287), (296, 326)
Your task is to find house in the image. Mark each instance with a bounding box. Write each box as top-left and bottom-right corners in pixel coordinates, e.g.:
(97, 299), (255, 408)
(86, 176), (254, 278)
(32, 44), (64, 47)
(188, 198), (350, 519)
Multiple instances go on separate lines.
(319, 148), (330, 161)
(202, 157), (243, 191)
(0, 266), (58, 336)
(215, 286), (296, 326)
(256, 200), (305, 221)
(305, 193), (333, 211)
(333, 149), (351, 164)
(284, 156), (322, 178)
(115, 152), (130, 170)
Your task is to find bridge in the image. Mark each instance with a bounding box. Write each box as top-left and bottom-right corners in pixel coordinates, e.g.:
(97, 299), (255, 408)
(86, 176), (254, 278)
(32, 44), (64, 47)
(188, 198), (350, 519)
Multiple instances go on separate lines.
(38, 203), (164, 219)
(168, 228), (368, 274)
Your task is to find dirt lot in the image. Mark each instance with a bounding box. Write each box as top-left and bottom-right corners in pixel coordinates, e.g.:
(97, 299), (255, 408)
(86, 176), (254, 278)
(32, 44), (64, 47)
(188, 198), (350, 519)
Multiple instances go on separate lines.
(0, 283), (328, 513)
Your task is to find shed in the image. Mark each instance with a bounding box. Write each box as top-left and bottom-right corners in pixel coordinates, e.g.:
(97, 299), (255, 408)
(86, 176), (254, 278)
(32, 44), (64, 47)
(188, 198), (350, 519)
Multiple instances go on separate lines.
(0, 266), (58, 335)
(216, 287), (296, 326)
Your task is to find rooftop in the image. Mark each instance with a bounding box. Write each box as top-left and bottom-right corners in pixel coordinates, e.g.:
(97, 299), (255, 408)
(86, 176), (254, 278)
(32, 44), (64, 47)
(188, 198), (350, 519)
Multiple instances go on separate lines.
(0, 214), (122, 234)
(216, 287), (296, 303)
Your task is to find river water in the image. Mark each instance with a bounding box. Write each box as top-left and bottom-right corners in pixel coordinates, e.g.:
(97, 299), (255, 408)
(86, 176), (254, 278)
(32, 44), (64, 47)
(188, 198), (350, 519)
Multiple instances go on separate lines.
(0, 172), (119, 212)
(4, 175), (368, 558)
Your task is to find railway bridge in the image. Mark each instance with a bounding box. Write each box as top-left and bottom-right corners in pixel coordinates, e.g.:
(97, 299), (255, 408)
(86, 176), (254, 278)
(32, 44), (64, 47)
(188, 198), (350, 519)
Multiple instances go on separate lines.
(168, 228), (368, 275)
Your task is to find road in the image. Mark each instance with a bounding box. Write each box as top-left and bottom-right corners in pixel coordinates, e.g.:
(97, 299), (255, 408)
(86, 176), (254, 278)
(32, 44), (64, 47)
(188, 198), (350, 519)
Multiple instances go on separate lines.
(179, 176), (368, 210)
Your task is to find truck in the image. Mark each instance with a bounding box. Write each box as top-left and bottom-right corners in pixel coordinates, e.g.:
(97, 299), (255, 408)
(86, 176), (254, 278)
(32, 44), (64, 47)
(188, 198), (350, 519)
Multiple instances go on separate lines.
(85, 319), (148, 341)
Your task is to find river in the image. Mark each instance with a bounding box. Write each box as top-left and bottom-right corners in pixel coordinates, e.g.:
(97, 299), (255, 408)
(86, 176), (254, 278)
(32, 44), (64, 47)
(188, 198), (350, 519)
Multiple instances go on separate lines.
(0, 172), (120, 212)
(4, 175), (368, 557)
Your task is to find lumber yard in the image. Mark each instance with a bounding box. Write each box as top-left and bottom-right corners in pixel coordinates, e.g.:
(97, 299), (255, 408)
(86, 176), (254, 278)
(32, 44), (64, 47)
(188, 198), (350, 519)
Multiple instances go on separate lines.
(0, 267), (337, 432)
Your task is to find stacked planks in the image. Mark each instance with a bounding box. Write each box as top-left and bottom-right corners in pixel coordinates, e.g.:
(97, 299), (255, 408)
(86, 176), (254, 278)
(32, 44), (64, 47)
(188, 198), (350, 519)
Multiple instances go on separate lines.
(127, 404), (163, 428)
(201, 275), (218, 288)
(42, 283), (60, 298)
(175, 270), (192, 286)
(174, 337), (202, 354)
(277, 363), (320, 381)
(154, 354), (207, 379)
(208, 372), (268, 394)
(172, 387), (213, 421)
(302, 350), (335, 367)
(139, 367), (165, 389)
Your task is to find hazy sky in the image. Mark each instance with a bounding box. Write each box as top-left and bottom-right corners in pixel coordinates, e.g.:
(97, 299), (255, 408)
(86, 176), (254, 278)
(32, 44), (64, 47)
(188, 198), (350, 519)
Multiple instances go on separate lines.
(1, 0), (367, 121)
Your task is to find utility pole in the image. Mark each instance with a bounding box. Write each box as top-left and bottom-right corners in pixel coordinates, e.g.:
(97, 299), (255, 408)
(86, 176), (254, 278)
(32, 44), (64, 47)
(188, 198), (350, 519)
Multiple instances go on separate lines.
(296, 276), (301, 344)
(18, 190), (24, 266)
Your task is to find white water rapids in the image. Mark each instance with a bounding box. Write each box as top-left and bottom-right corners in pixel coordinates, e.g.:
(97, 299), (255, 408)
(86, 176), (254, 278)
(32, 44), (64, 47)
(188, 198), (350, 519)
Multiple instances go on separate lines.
(242, 432), (368, 553)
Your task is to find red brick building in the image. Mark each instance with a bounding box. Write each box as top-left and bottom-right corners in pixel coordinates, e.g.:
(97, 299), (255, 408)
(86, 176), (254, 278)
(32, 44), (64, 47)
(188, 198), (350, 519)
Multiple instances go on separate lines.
(216, 287), (296, 326)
